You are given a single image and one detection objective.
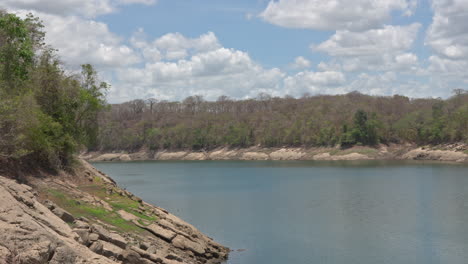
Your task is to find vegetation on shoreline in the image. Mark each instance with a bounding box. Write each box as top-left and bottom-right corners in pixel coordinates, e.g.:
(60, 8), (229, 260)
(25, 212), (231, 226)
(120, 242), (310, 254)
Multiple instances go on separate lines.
(0, 11), (107, 170)
(95, 91), (467, 152)
(1, 10), (467, 166)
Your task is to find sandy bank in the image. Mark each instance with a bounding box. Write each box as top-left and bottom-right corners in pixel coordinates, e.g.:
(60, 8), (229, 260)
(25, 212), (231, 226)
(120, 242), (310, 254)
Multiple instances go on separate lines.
(84, 144), (468, 163)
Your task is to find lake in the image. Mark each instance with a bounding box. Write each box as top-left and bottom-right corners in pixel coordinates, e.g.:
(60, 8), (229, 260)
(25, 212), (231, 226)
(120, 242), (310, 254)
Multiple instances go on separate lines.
(92, 160), (468, 264)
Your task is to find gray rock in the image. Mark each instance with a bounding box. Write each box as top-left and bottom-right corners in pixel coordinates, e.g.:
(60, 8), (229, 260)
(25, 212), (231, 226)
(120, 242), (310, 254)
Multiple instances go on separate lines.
(172, 235), (206, 255)
(139, 223), (176, 242)
(130, 246), (163, 263)
(89, 233), (100, 242)
(74, 220), (90, 229)
(121, 249), (142, 264)
(52, 207), (75, 223)
(0, 177), (117, 264)
(92, 224), (128, 249)
(101, 241), (123, 259)
(89, 241), (104, 254)
(74, 229), (91, 245)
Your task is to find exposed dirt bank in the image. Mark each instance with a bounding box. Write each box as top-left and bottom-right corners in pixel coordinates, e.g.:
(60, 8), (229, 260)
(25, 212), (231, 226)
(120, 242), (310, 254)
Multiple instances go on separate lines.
(0, 160), (229, 264)
(83, 143), (468, 163)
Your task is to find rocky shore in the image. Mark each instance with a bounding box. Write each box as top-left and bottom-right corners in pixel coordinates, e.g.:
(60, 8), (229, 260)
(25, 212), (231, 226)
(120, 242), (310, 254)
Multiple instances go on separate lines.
(0, 160), (229, 264)
(83, 143), (468, 163)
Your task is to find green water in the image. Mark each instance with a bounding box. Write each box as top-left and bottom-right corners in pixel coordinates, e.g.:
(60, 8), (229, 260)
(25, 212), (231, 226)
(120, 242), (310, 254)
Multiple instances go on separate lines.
(92, 160), (468, 264)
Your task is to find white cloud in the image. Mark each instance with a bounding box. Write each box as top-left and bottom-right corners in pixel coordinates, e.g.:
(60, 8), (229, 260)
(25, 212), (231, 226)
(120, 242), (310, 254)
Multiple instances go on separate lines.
(111, 46), (287, 101)
(283, 71), (346, 95)
(425, 0), (468, 91)
(260, 0), (417, 31)
(2, 0), (156, 18)
(38, 13), (140, 68)
(314, 24), (421, 72)
(315, 24), (420, 57)
(290, 56), (311, 69)
(426, 0), (468, 60)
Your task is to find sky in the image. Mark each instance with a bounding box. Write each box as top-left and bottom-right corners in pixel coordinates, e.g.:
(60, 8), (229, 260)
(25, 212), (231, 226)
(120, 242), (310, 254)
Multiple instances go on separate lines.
(2, 0), (467, 103)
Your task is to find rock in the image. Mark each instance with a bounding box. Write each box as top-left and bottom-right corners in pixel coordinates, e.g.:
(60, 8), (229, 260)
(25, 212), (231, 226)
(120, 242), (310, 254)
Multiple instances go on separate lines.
(119, 154), (132, 161)
(130, 246), (163, 263)
(208, 148), (238, 160)
(240, 152), (269, 160)
(89, 233), (100, 242)
(74, 220), (90, 229)
(52, 207), (75, 223)
(172, 235), (206, 255)
(140, 242), (151, 250)
(183, 152), (207, 160)
(270, 148), (306, 160)
(44, 199), (56, 210)
(90, 241), (104, 254)
(157, 151), (188, 160)
(74, 229), (91, 245)
(117, 210), (140, 221)
(121, 249), (142, 264)
(138, 223), (177, 242)
(146, 245), (158, 255)
(101, 241), (123, 259)
(0, 177), (117, 264)
(92, 224), (128, 249)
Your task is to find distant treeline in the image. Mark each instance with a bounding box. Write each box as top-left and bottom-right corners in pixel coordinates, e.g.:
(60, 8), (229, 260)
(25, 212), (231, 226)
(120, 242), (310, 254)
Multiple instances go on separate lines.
(94, 91), (468, 151)
(0, 11), (107, 169)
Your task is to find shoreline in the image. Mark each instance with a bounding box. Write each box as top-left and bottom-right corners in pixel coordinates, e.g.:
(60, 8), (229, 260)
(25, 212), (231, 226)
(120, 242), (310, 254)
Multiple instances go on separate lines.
(0, 160), (229, 263)
(83, 144), (468, 163)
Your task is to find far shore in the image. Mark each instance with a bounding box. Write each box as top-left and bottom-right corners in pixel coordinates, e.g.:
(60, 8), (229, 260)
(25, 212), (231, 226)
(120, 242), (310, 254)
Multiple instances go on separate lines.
(82, 143), (468, 163)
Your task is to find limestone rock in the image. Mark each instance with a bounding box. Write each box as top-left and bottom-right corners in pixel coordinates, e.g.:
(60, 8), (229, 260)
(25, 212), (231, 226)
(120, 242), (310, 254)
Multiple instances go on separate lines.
(0, 176), (117, 264)
(139, 223), (177, 242)
(92, 224), (128, 249)
(172, 235), (206, 255)
(101, 241), (123, 259)
(90, 241), (104, 254)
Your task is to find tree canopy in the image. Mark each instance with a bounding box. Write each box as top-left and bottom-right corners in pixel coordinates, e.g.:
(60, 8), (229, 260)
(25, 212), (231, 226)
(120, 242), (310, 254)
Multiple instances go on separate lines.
(0, 11), (107, 169)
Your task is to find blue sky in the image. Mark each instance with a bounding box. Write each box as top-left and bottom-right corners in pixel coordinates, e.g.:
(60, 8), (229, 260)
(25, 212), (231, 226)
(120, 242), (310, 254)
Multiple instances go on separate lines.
(3, 0), (468, 102)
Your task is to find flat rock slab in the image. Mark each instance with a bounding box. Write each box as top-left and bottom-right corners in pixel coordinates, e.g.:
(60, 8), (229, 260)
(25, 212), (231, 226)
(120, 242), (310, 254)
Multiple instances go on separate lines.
(172, 235), (206, 255)
(92, 224), (127, 249)
(101, 241), (123, 259)
(143, 224), (177, 242)
(117, 209), (139, 221)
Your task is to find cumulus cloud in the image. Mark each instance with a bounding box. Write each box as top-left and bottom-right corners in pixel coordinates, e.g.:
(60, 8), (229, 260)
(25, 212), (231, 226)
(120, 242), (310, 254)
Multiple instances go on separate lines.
(260, 0), (417, 31)
(37, 13), (140, 68)
(426, 0), (468, 60)
(289, 56), (311, 69)
(111, 45), (287, 101)
(426, 0), (468, 89)
(314, 24), (421, 72)
(2, 0), (156, 18)
(283, 71), (346, 95)
(315, 24), (420, 57)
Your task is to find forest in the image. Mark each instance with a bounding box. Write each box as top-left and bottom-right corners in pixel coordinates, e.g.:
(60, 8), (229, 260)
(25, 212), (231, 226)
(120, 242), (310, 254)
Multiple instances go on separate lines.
(95, 90), (468, 152)
(1, 10), (467, 163)
(0, 11), (107, 169)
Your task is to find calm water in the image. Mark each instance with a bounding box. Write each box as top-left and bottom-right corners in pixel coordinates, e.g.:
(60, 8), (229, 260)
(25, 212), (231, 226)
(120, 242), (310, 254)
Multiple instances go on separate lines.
(92, 160), (468, 264)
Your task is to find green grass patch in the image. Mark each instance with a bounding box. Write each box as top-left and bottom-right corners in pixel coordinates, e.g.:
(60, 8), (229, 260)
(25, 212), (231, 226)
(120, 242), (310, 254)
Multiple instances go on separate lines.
(46, 189), (141, 232)
(77, 184), (157, 221)
(93, 176), (103, 183)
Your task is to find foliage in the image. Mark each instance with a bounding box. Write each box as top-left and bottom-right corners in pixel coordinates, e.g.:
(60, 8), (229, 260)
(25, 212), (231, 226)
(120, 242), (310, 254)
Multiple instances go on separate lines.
(0, 11), (107, 169)
(96, 91), (468, 151)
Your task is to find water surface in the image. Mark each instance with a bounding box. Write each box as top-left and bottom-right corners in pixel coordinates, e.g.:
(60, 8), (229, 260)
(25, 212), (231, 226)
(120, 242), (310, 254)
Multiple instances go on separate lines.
(92, 160), (468, 264)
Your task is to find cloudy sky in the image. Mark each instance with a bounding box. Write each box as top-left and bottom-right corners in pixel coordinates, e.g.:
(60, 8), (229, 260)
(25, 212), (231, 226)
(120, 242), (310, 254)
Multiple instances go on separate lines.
(2, 0), (467, 102)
